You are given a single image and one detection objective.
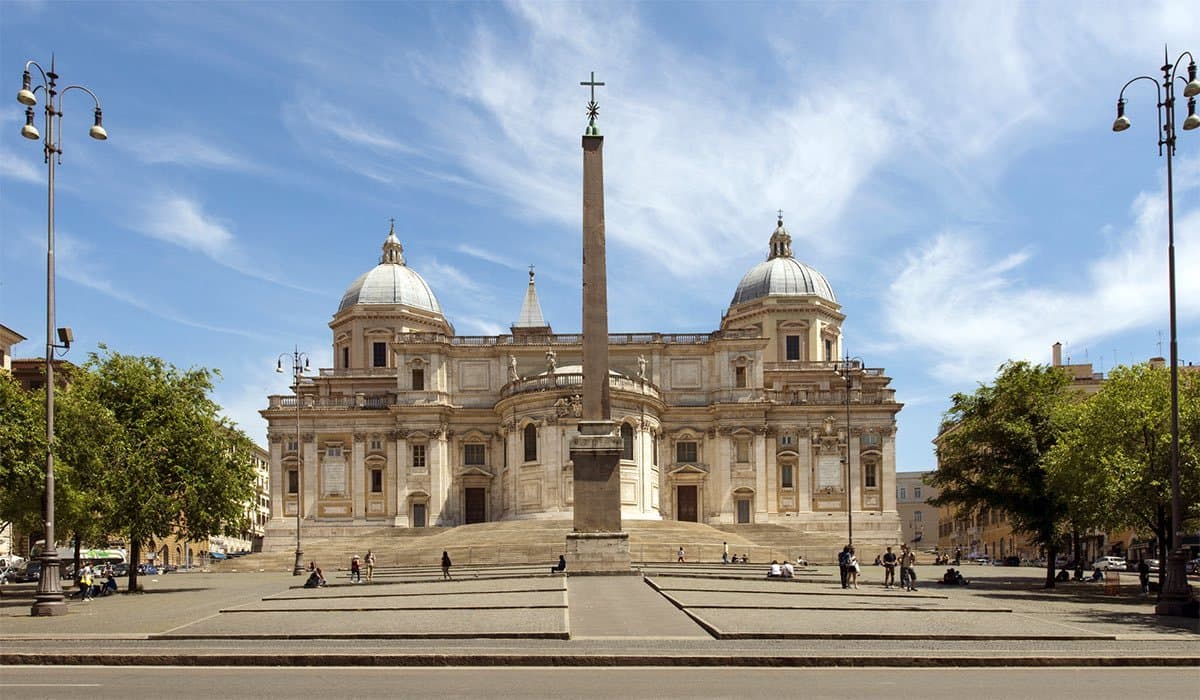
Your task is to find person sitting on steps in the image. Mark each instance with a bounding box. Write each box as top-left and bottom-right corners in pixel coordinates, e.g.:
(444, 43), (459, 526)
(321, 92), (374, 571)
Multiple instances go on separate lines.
(551, 555), (567, 574)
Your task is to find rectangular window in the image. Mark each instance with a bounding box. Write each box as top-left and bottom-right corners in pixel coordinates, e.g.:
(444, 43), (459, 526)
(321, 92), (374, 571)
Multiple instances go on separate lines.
(411, 444), (426, 469)
(370, 469), (383, 493)
(864, 463), (877, 488)
(861, 434), (880, 448)
(652, 434), (658, 466)
(325, 445), (343, 458)
(914, 486), (922, 499)
(370, 438), (382, 451)
(914, 510), (923, 522)
(785, 335), (801, 361)
(781, 435), (793, 446)
(341, 346), (349, 369)
(464, 443), (485, 466)
(676, 441), (697, 463)
(372, 341), (387, 368)
(286, 439), (298, 453)
(734, 366), (747, 388)
(898, 487), (907, 500)
(411, 368), (425, 391)
(825, 339), (833, 361)
(734, 437), (750, 463)
(781, 464), (794, 488)
(287, 470), (299, 494)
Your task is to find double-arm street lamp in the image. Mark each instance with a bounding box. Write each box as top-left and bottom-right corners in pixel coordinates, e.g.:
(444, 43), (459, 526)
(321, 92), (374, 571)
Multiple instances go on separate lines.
(277, 348), (310, 576)
(1112, 46), (1200, 618)
(833, 354), (861, 548)
(17, 56), (107, 617)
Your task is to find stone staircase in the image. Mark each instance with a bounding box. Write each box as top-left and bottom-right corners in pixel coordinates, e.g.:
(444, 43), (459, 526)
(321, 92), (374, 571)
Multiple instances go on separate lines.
(212, 519), (878, 573)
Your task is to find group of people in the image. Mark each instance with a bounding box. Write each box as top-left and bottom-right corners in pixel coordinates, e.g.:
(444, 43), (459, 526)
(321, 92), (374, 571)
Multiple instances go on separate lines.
(719, 543), (751, 564)
(766, 560), (796, 578)
(939, 567), (970, 586)
(877, 544), (918, 591)
(73, 564), (118, 601)
(348, 550), (376, 583)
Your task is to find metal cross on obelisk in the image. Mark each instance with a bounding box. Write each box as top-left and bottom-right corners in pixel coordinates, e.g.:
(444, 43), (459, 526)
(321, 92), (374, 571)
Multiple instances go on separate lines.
(566, 70), (630, 572)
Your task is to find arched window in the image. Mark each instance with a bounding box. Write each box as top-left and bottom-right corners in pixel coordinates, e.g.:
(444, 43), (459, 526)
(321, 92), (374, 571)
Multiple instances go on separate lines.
(523, 423), (537, 462)
(621, 423), (634, 460)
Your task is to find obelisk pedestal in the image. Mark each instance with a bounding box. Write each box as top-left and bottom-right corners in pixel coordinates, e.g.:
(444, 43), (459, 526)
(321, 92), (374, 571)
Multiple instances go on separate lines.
(566, 82), (631, 573)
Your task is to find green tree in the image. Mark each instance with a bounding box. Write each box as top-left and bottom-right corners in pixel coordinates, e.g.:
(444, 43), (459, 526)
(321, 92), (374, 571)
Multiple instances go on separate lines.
(1047, 364), (1200, 585)
(0, 372), (46, 542)
(930, 361), (1079, 588)
(74, 348), (257, 592)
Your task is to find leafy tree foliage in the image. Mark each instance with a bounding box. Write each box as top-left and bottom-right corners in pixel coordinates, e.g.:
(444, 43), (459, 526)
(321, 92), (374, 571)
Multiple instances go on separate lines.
(0, 372), (46, 539)
(73, 348), (257, 592)
(1048, 364), (1200, 580)
(930, 361), (1079, 588)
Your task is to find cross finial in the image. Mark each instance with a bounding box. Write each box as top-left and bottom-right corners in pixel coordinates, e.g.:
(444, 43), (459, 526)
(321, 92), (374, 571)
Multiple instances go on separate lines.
(529, 264), (536, 282)
(581, 71), (605, 134)
(777, 209), (784, 223)
(389, 217), (395, 235)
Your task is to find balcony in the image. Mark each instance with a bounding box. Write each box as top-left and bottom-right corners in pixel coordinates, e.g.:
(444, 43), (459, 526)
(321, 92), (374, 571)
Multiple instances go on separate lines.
(500, 373), (662, 400)
(395, 329), (760, 347)
(318, 367), (396, 378)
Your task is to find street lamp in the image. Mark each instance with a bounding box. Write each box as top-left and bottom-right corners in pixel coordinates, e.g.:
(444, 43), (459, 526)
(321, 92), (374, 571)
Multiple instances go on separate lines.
(17, 56), (107, 617)
(1112, 46), (1199, 618)
(833, 354), (861, 547)
(277, 348), (310, 576)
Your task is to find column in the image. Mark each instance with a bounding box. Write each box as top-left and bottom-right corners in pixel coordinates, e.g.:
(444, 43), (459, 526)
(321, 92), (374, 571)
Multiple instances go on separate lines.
(393, 433), (409, 526)
(881, 430), (898, 514)
(755, 433), (769, 518)
(303, 434), (318, 519)
(763, 434), (777, 515)
(351, 435), (365, 520)
(269, 438), (284, 523)
(797, 434), (812, 512)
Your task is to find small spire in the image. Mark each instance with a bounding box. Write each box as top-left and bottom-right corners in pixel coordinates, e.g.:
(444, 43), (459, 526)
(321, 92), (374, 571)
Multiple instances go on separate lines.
(768, 212), (793, 260)
(380, 221), (405, 265)
(513, 265), (549, 331)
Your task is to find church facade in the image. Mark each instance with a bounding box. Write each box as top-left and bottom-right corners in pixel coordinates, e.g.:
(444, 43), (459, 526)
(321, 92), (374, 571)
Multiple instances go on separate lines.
(262, 218), (903, 545)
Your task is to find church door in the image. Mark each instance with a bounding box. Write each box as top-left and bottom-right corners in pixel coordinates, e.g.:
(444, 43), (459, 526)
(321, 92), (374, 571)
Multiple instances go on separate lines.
(464, 488), (486, 524)
(736, 499), (751, 524)
(676, 485), (698, 522)
(412, 503), (427, 528)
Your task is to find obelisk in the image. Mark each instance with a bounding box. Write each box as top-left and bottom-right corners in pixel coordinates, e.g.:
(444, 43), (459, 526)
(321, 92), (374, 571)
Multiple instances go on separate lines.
(566, 72), (631, 572)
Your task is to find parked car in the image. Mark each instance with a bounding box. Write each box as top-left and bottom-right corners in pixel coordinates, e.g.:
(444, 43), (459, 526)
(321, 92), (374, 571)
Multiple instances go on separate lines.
(973, 556), (991, 566)
(1187, 558), (1200, 575)
(1091, 556), (1127, 571)
(1002, 556), (1021, 567)
(15, 562), (41, 582)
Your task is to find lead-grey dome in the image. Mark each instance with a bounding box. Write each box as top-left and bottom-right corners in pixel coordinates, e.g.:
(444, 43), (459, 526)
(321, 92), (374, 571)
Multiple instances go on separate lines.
(730, 217), (836, 306)
(337, 226), (444, 314)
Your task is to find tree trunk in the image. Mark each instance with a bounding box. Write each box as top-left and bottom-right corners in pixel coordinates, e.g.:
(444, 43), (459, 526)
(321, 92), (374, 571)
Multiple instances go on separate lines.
(1072, 530), (1084, 580)
(127, 537), (140, 594)
(72, 533), (81, 585)
(1156, 505), (1168, 595)
(1044, 545), (1057, 588)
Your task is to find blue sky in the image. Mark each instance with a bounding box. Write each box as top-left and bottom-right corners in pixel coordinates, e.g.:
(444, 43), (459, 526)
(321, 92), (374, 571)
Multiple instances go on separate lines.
(2, 1), (1197, 472)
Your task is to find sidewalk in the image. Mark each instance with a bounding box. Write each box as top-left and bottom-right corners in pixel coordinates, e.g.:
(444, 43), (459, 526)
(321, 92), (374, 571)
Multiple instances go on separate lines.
(1, 566), (1196, 667)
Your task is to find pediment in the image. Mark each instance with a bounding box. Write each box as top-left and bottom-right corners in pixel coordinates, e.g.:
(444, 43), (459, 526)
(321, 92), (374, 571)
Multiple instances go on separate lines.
(668, 464), (708, 475)
(460, 466), (494, 478)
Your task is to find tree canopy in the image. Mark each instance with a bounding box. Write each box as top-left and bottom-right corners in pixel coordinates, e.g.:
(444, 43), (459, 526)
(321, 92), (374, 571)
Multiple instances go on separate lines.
(1047, 363), (1200, 574)
(929, 361), (1080, 587)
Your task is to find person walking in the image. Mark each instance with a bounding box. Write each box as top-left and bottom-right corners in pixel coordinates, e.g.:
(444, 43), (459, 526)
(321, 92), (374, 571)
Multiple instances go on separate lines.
(441, 550), (453, 580)
(882, 546), (898, 589)
(847, 547), (860, 589)
(677, 546), (686, 563)
(722, 541), (729, 565)
(350, 554), (362, 583)
(900, 543), (918, 591)
(365, 550), (376, 583)
(838, 545), (850, 589)
(1138, 558), (1151, 596)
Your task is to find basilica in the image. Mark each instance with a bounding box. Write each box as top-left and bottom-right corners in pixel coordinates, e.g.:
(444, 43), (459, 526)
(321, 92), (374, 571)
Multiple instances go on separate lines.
(261, 217), (903, 545)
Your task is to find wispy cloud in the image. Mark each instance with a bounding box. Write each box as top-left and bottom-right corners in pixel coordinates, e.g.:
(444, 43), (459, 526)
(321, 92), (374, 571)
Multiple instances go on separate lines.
(53, 231), (274, 341)
(883, 170), (1200, 382)
(122, 133), (258, 172)
(0, 146), (42, 184)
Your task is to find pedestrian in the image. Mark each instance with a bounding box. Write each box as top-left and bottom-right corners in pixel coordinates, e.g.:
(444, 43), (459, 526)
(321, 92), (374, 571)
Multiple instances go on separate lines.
(441, 550), (452, 580)
(551, 554), (567, 574)
(677, 546), (685, 563)
(847, 547), (860, 589)
(838, 545), (850, 589)
(1138, 558), (1150, 596)
(76, 565), (91, 601)
(365, 550), (376, 583)
(900, 544), (918, 591)
(883, 546), (898, 589)
(350, 554), (361, 583)
(722, 541), (729, 565)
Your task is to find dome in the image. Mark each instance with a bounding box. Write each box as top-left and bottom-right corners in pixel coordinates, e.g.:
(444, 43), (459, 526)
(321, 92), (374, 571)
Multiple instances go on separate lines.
(730, 217), (836, 306)
(337, 225), (444, 314)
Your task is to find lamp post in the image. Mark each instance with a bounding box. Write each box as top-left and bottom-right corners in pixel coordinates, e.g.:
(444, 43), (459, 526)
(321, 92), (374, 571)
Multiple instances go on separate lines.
(277, 348), (310, 576)
(833, 354), (861, 547)
(17, 57), (107, 617)
(1112, 46), (1200, 618)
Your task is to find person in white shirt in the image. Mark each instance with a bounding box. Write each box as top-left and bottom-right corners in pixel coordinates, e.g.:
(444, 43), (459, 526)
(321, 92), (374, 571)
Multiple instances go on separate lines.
(781, 560), (795, 578)
(768, 560), (782, 577)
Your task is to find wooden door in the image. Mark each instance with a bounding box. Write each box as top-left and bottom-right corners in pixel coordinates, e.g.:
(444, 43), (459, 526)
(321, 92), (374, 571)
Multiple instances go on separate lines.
(412, 503), (427, 528)
(737, 499), (751, 523)
(464, 488), (486, 524)
(676, 485), (698, 522)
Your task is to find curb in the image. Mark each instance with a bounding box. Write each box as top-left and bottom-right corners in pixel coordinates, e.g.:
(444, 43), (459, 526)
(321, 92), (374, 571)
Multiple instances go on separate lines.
(2, 653), (1197, 668)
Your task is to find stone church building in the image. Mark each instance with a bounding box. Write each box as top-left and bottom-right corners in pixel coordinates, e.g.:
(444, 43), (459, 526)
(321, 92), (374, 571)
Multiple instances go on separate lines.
(262, 218), (902, 545)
